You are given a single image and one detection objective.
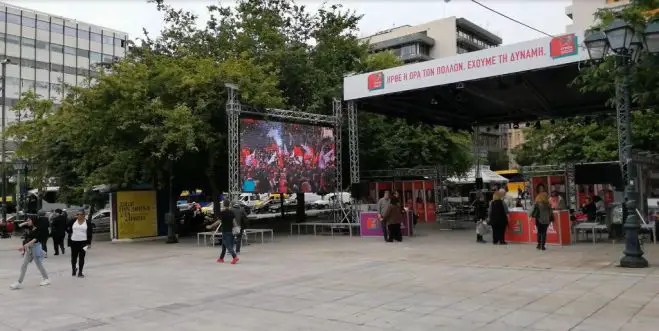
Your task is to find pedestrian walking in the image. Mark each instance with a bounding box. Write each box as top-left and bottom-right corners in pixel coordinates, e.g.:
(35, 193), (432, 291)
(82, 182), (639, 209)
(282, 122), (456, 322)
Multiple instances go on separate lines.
(474, 194), (488, 243)
(67, 210), (94, 278)
(37, 211), (50, 258)
(383, 198), (404, 242)
(10, 218), (50, 289)
(50, 209), (67, 255)
(489, 191), (509, 245)
(217, 200), (239, 264)
(377, 191), (390, 242)
(232, 202), (248, 255)
(530, 192), (553, 250)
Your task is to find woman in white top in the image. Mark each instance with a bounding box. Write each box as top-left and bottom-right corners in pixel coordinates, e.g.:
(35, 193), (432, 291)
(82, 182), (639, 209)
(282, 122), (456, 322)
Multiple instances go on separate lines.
(66, 210), (94, 278)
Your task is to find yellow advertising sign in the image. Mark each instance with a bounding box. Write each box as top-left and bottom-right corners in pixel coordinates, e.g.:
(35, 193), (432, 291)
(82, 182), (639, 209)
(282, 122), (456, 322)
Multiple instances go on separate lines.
(116, 190), (158, 239)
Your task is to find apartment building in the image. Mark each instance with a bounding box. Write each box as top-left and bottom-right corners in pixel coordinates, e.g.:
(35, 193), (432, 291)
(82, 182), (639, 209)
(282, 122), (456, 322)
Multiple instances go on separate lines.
(361, 17), (502, 64)
(0, 2), (128, 127)
(565, 0), (631, 33)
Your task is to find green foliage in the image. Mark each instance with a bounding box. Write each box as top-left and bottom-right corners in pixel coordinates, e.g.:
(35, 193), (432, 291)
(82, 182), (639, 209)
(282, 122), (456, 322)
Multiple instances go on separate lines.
(517, 0), (659, 166)
(7, 0), (474, 205)
(512, 111), (658, 166)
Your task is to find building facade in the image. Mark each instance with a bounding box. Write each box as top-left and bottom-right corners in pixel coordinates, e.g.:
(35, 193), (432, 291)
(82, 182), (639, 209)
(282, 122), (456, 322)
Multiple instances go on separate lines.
(361, 17), (502, 64)
(0, 2), (128, 128)
(565, 0), (630, 34)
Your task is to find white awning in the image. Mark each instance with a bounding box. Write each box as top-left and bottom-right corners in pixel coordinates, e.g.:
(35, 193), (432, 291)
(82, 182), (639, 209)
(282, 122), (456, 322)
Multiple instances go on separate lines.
(447, 166), (509, 184)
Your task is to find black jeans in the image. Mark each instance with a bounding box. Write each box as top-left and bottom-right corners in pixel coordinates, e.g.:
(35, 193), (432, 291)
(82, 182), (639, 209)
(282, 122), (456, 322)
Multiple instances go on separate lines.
(381, 220), (388, 242)
(70, 241), (87, 274)
(235, 229), (244, 253)
(52, 234), (65, 254)
(387, 224), (402, 242)
(536, 221), (549, 247)
(492, 224), (507, 244)
(40, 238), (48, 254)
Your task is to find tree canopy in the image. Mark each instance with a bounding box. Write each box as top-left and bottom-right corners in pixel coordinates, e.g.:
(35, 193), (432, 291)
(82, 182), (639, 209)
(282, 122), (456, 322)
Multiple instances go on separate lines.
(6, 0), (473, 206)
(513, 0), (659, 166)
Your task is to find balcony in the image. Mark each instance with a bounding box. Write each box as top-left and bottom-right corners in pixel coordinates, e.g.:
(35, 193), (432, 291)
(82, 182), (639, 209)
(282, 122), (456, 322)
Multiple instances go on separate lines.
(369, 32), (435, 53)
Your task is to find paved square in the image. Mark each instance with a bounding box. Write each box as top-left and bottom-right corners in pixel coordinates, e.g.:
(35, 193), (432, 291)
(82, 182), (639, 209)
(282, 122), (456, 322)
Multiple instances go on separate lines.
(1, 226), (659, 331)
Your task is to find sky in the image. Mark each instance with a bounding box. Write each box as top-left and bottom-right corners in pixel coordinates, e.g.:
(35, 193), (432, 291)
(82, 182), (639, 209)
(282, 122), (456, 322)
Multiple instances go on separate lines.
(4, 0), (573, 45)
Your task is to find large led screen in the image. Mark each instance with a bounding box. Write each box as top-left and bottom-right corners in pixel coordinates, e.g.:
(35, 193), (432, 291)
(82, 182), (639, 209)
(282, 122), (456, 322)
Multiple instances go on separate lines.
(239, 118), (336, 194)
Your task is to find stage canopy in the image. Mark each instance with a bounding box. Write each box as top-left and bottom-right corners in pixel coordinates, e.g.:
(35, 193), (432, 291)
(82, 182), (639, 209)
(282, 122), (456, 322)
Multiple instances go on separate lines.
(446, 165), (508, 185)
(343, 31), (611, 126)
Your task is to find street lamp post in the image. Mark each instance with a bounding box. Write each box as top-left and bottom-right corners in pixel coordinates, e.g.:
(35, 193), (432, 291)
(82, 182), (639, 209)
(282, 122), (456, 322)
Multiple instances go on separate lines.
(584, 18), (659, 268)
(1, 58), (10, 223)
(12, 159), (26, 222)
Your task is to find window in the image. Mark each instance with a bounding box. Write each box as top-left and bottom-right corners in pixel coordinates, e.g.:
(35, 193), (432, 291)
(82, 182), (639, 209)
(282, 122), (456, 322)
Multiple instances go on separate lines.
(115, 38), (126, 48)
(36, 81), (49, 89)
(78, 29), (89, 40)
(76, 49), (89, 57)
(77, 68), (89, 76)
(21, 79), (35, 89)
(22, 16), (36, 28)
(36, 61), (49, 70)
(6, 77), (20, 86)
(37, 20), (50, 31)
(20, 59), (36, 68)
(102, 35), (114, 45)
(50, 44), (64, 53)
(7, 13), (21, 25)
(90, 52), (102, 64)
(6, 34), (20, 45)
(51, 23), (63, 33)
(90, 32), (102, 43)
(21, 37), (36, 48)
(64, 26), (77, 37)
(0, 12), (5, 22)
(400, 44), (417, 56)
(64, 46), (76, 55)
(102, 54), (114, 63)
(51, 64), (63, 72)
(64, 66), (77, 75)
(36, 40), (48, 50)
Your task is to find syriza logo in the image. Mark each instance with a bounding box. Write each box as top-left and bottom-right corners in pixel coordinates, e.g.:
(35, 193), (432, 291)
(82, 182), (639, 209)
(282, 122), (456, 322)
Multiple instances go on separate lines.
(367, 72), (385, 91)
(549, 34), (578, 59)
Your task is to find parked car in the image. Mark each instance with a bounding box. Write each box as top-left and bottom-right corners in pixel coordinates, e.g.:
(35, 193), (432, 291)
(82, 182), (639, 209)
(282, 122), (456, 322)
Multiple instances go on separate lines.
(91, 209), (111, 233)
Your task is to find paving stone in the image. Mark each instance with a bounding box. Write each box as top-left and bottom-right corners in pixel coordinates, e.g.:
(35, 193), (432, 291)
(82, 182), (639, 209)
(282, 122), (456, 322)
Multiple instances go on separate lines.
(1, 227), (659, 331)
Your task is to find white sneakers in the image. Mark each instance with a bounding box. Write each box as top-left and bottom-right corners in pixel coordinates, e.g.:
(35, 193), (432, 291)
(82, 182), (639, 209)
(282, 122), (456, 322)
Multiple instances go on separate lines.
(9, 279), (50, 290)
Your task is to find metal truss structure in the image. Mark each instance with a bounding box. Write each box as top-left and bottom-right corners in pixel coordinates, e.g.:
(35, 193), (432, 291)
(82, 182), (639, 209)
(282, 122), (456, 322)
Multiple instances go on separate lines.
(347, 101), (360, 185)
(226, 84), (241, 201)
(225, 84), (343, 214)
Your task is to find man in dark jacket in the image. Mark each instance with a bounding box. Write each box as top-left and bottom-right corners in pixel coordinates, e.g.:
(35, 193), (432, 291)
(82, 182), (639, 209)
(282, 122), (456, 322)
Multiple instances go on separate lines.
(232, 203), (249, 255)
(50, 209), (67, 255)
(36, 211), (50, 257)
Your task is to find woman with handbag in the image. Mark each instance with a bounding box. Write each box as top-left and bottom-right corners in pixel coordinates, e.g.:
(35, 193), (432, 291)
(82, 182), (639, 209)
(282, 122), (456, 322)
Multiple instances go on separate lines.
(530, 192), (553, 251)
(67, 210), (94, 277)
(217, 200), (239, 264)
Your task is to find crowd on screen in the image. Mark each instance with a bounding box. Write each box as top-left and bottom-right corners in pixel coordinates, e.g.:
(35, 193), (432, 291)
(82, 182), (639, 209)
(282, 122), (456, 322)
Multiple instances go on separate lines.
(239, 119), (336, 194)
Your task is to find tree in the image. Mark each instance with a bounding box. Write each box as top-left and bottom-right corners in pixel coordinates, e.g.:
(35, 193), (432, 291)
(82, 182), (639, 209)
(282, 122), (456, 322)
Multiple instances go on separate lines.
(5, 51), (283, 204)
(514, 0), (659, 165)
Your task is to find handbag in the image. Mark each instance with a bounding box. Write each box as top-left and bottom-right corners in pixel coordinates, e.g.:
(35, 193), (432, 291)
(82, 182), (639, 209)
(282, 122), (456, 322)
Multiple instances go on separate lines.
(232, 220), (241, 235)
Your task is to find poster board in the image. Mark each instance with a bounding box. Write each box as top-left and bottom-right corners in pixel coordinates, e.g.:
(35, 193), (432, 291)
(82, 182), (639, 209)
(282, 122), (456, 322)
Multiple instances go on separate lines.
(111, 190), (158, 240)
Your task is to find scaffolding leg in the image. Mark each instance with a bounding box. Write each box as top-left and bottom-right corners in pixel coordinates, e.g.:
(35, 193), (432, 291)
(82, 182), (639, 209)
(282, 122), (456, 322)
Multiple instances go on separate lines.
(226, 84), (241, 202)
(347, 101), (360, 224)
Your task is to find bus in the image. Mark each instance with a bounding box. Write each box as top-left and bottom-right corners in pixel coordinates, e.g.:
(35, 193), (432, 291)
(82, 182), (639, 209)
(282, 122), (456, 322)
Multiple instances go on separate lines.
(495, 169), (526, 196)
